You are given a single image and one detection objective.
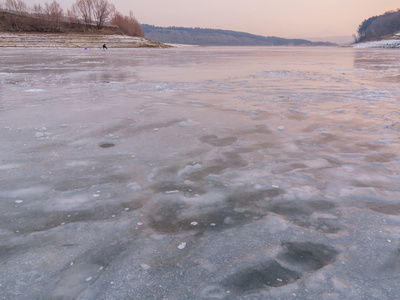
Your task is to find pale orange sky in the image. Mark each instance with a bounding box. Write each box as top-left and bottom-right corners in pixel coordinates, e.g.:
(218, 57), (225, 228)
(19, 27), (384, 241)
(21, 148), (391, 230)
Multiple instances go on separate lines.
(27, 0), (400, 38)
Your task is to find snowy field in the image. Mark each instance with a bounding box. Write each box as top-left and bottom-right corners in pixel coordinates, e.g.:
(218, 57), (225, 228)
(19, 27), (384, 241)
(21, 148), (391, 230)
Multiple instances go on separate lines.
(1, 46), (400, 299)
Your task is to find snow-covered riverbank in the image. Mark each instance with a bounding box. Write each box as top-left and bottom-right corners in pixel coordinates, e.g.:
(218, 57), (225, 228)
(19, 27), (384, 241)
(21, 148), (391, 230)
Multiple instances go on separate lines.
(354, 32), (400, 48)
(0, 33), (170, 48)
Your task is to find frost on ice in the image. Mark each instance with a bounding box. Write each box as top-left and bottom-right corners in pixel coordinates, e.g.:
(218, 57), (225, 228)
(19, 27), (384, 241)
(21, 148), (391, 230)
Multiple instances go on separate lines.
(1, 47), (400, 300)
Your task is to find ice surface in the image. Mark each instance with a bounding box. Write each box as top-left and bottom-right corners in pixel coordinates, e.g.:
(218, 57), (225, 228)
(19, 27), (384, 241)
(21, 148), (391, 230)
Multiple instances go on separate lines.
(1, 46), (400, 299)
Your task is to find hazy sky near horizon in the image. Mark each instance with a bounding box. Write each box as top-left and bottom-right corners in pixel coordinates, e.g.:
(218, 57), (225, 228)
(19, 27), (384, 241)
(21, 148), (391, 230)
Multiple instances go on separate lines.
(25, 0), (400, 38)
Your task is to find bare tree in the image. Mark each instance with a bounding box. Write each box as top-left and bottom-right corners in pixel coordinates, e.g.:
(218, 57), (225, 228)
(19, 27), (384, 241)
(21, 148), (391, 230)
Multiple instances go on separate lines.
(111, 11), (144, 37)
(32, 3), (44, 17)
(92, 0), (114, 29)
(73, 0), (93, 28)
(66, 6), (81, 25)
(5, 0), (27, 14)
(44, 0), (63, 24)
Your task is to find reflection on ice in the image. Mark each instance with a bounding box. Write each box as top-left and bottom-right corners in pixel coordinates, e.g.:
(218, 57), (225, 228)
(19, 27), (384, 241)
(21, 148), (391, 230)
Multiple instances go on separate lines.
(0, 47), (400, 299)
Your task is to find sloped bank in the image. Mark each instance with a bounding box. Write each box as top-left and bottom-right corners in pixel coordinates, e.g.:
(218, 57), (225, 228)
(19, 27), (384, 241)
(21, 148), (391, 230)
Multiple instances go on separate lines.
(354, 32), (400, 48)
(0, 33), (171, 48)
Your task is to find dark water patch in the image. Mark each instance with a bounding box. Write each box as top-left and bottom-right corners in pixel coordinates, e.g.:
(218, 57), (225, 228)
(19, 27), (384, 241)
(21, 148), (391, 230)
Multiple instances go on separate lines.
(200, 135), (238, 147)
(242, 124), (272, 135)
(96, 119), (184, 137)
(186, 153), (247, 181)
(365, 152), (397, 163)
(270, 200), (335, 216)
(53, 174), (130, 191)
(223, 260), (301, 292)
(386, 122), (400, 131)
(251, 111), (274, 120)
(0, 245), (17, 262)
(270, 201), (312, 216)
(99, 142), (115, 148)
(277, 242), (339, 272)
(303, 123), (325, 133)
(148, 206), (252, 234)
(356, 142), (386, 151)
(120, 199), (144, 211)
(227, 188), (284, 207)
(269, 200), (340, 233)
(235, 142), (274, 154)
(147, 188), (276, 234)
(287, 112), (308, 120)
(273, 163), (308, 173)
(308, 200), (335, 210)
(291, 163), (308, 169)
(367, 202), (400, 215)
(292, 216), (341, 233)
(318, 133), (340, 144)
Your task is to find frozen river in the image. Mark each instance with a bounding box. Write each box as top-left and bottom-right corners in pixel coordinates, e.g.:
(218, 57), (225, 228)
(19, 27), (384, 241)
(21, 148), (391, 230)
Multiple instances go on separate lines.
(1, 46), (400, 299)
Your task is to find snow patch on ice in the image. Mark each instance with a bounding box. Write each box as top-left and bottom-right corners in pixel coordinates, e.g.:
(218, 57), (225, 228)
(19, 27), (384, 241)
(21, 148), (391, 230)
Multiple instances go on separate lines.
(282, 186), (320, 201)
(177, 164), (203, 177)
(177, 242), (186, 249)
(25, 89), (45, 93)
(179, 119), (193, 127)
(0, 163), (22, 170)
(0, 186), (50, 198)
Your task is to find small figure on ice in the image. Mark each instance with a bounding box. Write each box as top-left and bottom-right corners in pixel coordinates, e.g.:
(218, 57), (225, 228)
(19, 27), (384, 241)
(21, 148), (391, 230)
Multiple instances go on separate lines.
(103, 44), (107, 49)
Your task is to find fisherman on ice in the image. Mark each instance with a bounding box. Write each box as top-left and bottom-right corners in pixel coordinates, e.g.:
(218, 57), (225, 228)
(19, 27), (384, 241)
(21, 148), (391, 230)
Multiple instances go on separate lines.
(103, 44), (107, 49)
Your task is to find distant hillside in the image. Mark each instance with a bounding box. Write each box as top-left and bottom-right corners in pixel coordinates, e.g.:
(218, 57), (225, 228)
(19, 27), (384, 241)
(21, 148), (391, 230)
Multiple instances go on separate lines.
(357, 9), (400, 42)
(141, 25), (336, 46)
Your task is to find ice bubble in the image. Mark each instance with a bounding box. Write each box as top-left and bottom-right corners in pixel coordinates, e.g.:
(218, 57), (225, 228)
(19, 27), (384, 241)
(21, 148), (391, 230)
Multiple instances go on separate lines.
(141, 264), (150, 270)
(85, 277), (92, 282)
(93, 194), (100, 197)
(190, 222), (198, 226)
(137, 222), (143, 226)
(177, 242), (186, 250)
(278, 126), (285, 131)
(154, 128), (159, 131)
(15, 200), (23, 204)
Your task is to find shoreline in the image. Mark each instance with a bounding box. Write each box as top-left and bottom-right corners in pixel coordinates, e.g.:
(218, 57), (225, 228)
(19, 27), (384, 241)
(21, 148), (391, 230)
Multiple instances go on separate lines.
(0, 32), (171, 48)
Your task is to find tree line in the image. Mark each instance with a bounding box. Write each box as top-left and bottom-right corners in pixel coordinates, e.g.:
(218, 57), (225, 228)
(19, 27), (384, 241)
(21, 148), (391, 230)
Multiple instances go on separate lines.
(0, 0), (144, 37)
(141, 25), (335, 46)
(357, 9), (400, 42)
